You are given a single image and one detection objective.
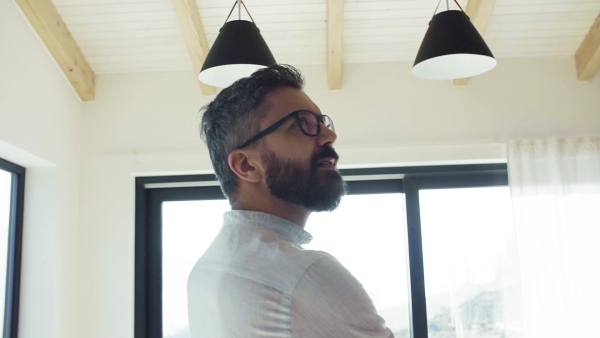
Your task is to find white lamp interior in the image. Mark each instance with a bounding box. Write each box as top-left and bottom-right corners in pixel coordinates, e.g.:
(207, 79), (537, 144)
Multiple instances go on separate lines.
(199, 64), (268, 88)
(412, 54), (497, 80)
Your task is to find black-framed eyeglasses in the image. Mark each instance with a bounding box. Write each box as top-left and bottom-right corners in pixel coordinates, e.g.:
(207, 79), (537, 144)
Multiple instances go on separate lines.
(235, 110), (335, 149)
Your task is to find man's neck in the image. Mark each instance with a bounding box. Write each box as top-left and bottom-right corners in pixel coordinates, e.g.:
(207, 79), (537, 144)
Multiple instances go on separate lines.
(232, 193), (310, 228)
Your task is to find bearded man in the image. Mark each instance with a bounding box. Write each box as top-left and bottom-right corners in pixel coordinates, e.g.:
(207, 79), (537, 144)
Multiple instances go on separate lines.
(188, 65), (394, 338)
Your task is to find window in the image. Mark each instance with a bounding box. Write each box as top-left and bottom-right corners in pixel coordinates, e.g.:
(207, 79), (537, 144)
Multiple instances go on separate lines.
(135, 164), (522, 338)
(0, 157), (25, 338)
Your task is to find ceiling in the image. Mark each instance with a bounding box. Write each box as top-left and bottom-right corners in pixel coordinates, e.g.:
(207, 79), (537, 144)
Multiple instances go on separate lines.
(15, 0), (600, 100)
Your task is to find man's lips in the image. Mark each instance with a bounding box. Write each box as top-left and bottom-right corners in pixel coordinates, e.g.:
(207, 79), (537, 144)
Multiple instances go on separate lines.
(313, 147), (339, 169)
(315, 157), (337, 167)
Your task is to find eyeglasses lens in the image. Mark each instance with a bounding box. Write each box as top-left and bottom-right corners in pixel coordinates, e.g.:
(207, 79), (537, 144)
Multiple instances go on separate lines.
(323, 116), (334, 132)
(298, 111), (318, 135)
(297, 111), (335, 136)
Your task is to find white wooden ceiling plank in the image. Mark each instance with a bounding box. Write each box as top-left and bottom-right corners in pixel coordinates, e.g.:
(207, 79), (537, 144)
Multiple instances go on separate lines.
(78, 36), (186, 49)
(344, 26), (427, 37)
(87, 52), (191, 64)
(343, 0), (465, 12)
(344, 34), (422, 45)
(268, 45), (327, 55)
(486, 28), (591, 40)
(488, 36), (583, 45)
(59, 11), (178, 25)
(343, 0), (467, 5)
(229, 21), (326, 31)
(489, 11), (599, 24)
(54, 2), (174, 16)
(72, 28), (183, 42)
(494, 48), (577, 57)
(65, 20), (181, 33)
(53, 0), (168, 6)
(93, 62), (193, 74)
(496, 0), (600, 4)
(203, 34), (326, 45)
(492, 3), (600, 15)
(344, 50), (417, 62)
(344, 9), (432, 20)
(487, 19), (597, 32)
(257, 29), (327, 39)
(198, 3), (326, 18)
(202, 21), (326, 34)
(344, 56), (412, 64)
(344, 42), (421, 53)
(272, 54), (326, 64)
(261, 37), (326, 47)
(199, 13), (326, 26)
(196, 0), (325, 9)
(83, 44), (188, 58)
(344, 18), (427, 29)
(486, 36), (582, 49)
(204, 20), (326, 35)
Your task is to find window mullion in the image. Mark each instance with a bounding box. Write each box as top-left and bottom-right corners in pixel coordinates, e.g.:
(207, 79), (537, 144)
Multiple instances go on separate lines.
(404, 178), (428, 338)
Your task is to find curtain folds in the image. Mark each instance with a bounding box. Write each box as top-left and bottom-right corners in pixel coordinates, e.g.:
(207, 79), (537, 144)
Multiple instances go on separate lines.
(508, 137), (600, 338)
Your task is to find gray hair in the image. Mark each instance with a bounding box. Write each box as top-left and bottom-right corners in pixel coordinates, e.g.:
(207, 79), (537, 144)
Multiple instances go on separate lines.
(200, 64), (305, 203)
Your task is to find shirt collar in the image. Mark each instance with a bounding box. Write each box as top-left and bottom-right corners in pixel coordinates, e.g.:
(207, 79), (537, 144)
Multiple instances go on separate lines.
(223, 210), (313, 245)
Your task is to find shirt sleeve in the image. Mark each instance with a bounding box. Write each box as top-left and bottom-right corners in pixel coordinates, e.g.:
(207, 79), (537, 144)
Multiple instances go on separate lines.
(290, 254), (395, 338)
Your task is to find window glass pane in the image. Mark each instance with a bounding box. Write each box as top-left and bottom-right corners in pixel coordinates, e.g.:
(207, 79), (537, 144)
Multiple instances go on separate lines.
(161, 193), (409, 338)
(419, 187), (523, 338)
(162, 199), (230, 338)
(305, 193), (410, 337)
(0, 168), (12, 331)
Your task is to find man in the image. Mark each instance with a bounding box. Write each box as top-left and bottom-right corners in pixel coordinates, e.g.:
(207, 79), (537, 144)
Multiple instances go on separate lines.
(188, 65), (393, 337)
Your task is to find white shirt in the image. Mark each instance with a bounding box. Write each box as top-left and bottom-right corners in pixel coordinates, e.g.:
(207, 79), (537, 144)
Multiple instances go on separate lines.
(187, 210), (394, 337)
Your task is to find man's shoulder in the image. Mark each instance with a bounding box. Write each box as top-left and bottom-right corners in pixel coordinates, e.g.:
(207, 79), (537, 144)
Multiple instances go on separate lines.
(191, 238), (335, 294)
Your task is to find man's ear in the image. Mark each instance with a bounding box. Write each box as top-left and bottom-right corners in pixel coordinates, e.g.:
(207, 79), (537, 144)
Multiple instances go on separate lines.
(228, 150), (262, 183)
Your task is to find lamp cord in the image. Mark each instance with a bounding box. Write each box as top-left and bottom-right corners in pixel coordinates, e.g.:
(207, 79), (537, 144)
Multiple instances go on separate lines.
(223, 0), (256, 25)
(453, 0), (465, 12)
(432, 0), (465, 17)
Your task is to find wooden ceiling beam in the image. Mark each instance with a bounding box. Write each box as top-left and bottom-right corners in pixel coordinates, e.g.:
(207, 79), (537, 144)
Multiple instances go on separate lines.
(15, 0), (95, 101)
(327, 0), (344, 90)
(453, 0), (496, 87)
(575, 14), (600, 81)
(172, 0), (215, 96)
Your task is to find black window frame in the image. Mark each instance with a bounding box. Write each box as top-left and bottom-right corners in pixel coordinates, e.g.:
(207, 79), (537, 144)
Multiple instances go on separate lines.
(135, 163), (508, 338)
(0, 157), (25, 338)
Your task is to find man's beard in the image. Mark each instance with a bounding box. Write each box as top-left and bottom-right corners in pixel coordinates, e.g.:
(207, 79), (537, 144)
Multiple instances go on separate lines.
(262, 149), (347, 212)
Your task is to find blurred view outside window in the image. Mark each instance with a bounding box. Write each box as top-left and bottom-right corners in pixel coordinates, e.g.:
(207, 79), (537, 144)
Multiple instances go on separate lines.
(160, 184), (522, 338)
(0, 168), (12, 332)
(162, 199), (230, 338)
(420, 187), (522, 338)
(306, 193), (409, 336)
(161, 193), (409, 338)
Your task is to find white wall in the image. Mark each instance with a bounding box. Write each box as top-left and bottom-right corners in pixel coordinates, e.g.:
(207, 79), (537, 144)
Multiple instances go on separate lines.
(0, 1), (82, 338)
(79, 57), (600, 337)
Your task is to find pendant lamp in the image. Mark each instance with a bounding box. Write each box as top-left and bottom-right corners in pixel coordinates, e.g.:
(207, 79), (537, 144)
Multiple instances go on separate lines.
(412, 0), (496, 80)
(199, 0), (276, 88)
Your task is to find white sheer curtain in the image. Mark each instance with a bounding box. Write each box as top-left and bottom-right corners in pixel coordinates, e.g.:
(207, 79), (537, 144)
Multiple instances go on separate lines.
(508, 137), (600, 338)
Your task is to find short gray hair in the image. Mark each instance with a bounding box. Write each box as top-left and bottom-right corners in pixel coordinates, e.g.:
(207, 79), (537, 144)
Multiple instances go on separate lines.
(200, 64), (305, 203)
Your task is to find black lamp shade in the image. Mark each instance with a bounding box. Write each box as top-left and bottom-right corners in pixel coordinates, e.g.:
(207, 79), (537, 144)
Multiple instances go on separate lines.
(412, 10), (496, 80)
(199, 20), (277, 88)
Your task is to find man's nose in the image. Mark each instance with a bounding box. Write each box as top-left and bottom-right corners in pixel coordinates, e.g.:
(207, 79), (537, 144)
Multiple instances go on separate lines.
(318, 125), (337, 147)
